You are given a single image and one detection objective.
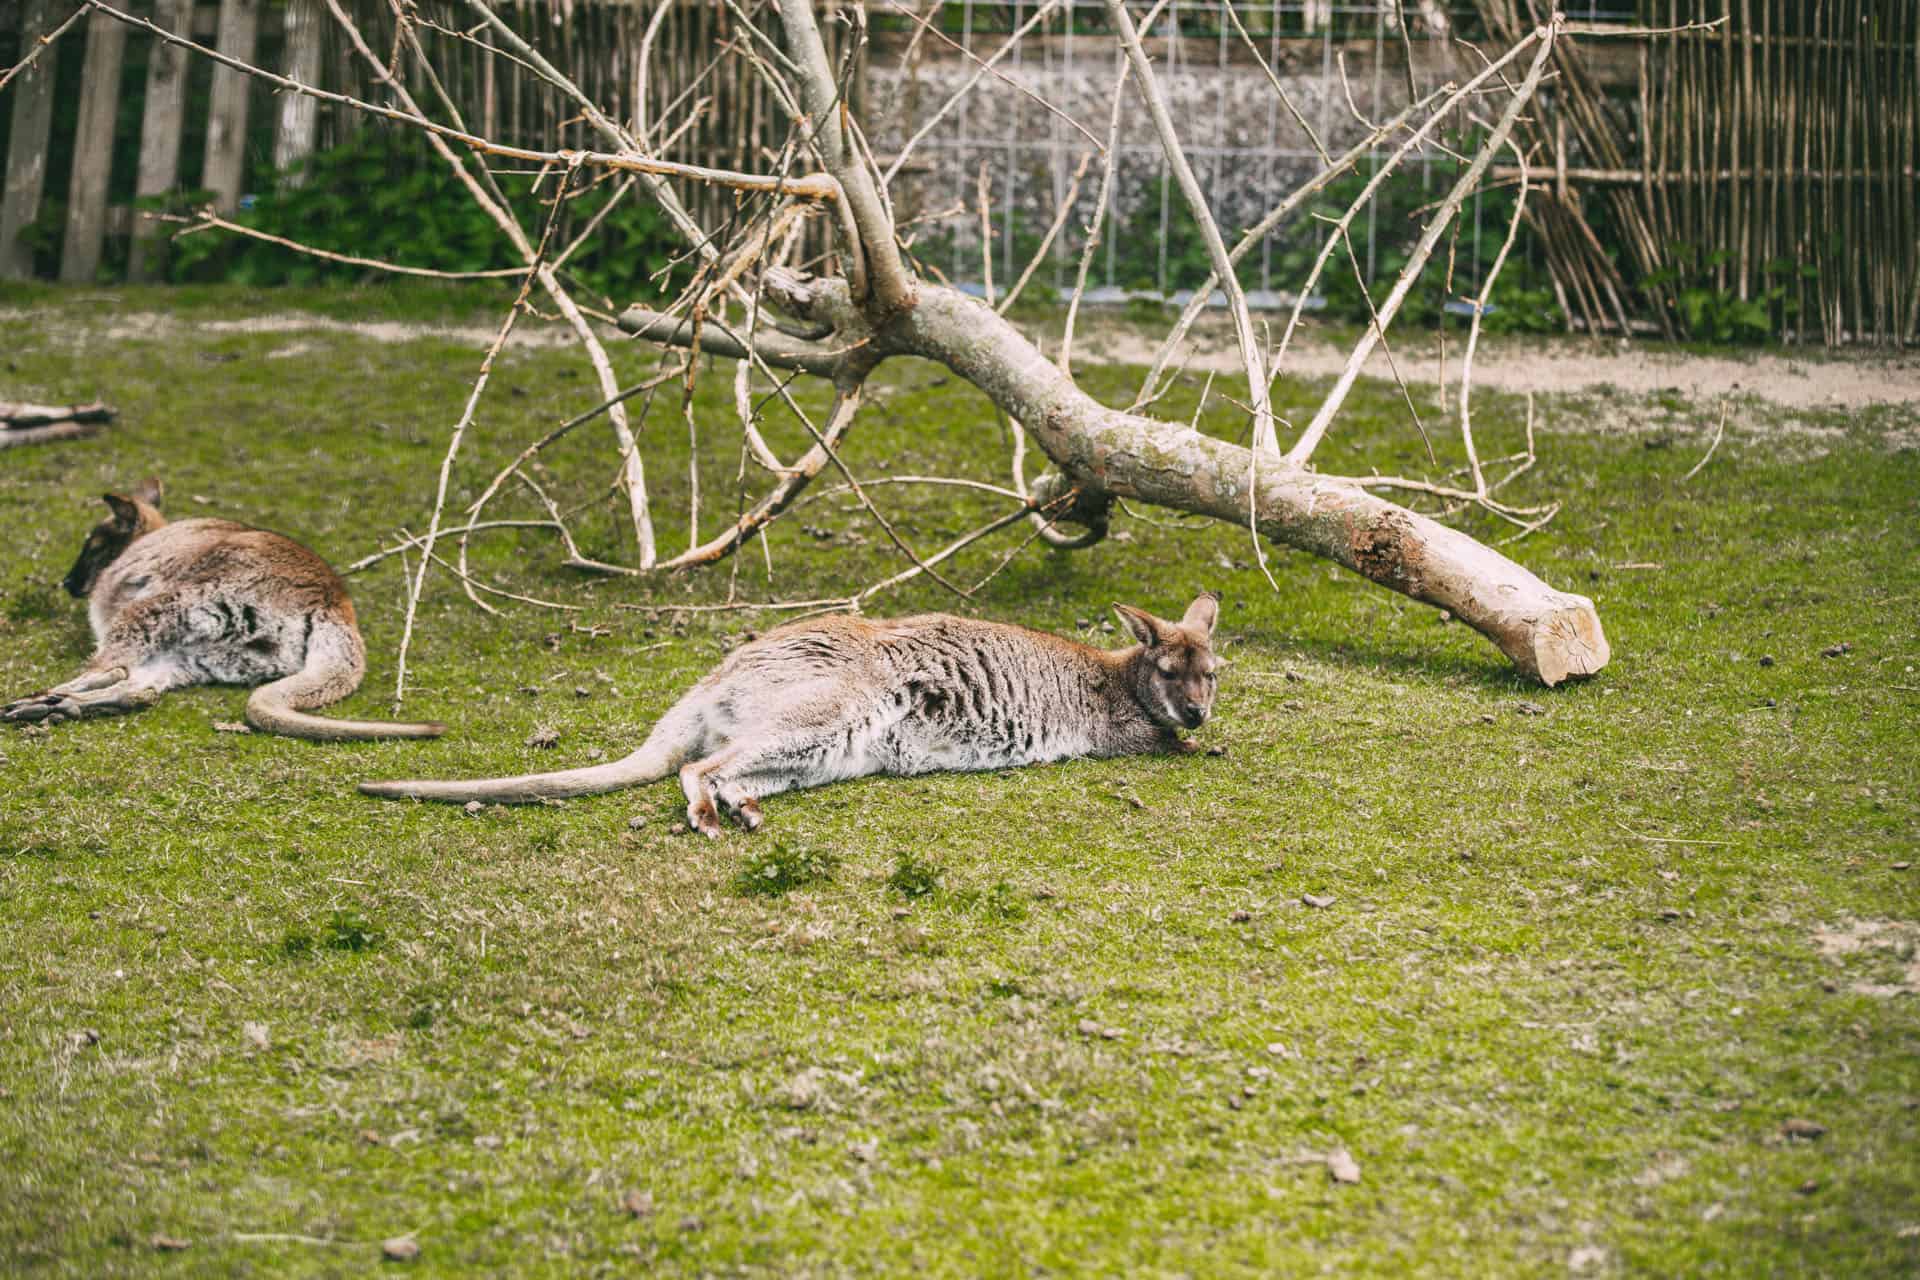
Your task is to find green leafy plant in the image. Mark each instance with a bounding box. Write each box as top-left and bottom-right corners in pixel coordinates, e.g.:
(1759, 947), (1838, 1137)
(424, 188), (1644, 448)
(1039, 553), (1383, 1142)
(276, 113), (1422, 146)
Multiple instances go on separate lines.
(1645, 245), (1813, 343)
(887, 850), (943, 899)
(736, 841), (839, 897)
(323, 910), (380, 953)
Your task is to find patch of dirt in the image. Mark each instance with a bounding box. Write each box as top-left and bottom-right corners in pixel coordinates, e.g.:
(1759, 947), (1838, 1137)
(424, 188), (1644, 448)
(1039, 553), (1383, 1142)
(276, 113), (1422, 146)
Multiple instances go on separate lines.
(1070, 316), (1920, 414)
(82, 311), (592, 350)
(14, 305), (1920, 418)
(1811, 919), (1920, 998)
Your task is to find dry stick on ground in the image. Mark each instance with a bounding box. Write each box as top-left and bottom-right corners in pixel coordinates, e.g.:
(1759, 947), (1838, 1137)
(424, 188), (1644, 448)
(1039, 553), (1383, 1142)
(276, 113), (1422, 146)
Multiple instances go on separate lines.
(0, 399), (115, 449)
(0, 399), (114, 426)
(1683, 401), (1729, 483)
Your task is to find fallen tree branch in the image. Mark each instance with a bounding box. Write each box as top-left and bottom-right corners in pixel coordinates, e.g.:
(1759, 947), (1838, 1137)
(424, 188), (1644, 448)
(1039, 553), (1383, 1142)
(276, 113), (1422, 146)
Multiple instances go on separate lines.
(627, 275), (1608, 685)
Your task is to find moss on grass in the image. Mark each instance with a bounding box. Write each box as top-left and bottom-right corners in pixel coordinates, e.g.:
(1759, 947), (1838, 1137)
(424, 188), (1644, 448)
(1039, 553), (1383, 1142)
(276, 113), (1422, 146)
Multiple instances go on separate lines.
(0, 284), (1915, 1276)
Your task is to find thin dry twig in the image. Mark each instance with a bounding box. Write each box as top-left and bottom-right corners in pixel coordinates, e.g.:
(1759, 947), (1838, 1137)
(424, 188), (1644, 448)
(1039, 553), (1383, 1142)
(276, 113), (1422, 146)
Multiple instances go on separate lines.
(392, 160), (574, 708)
(1104, 0), (1274, 453)
(0, 2), (87, 93)
(163, 209), (526, 279)
(1456, 133), (1533, 496)
(1283, 22), (1558, 466)
(1682, 401), (1728, 482)
(999, 150), (1093, 315)
(883, 0), (1069, 185)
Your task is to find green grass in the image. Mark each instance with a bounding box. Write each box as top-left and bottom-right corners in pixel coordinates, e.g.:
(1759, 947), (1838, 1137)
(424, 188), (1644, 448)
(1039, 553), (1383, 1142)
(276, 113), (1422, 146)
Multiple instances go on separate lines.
(1, 284), (1916, 1276)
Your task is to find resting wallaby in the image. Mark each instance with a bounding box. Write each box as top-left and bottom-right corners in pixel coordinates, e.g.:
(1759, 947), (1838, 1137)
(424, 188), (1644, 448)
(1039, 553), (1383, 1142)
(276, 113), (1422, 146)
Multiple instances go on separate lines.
(361, 594), (1220, 836)
(2, 482), (445, 741)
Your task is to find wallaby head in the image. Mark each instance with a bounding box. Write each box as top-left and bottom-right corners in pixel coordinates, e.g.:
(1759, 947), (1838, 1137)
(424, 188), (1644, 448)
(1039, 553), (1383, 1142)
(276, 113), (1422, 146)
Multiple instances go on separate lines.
(1112, 592), (1220, 731)
(63, 480), (166, 598)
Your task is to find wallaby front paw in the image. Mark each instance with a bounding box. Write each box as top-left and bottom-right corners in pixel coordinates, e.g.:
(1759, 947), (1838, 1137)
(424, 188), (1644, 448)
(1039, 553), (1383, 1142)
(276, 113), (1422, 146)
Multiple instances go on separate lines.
(687, 798), (724, 839)
(732, 796), (764, 832)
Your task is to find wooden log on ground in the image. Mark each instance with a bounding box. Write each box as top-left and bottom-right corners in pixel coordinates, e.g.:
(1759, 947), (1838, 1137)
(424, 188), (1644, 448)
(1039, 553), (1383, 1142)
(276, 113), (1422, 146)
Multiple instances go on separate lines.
(0, 400), (117, 449)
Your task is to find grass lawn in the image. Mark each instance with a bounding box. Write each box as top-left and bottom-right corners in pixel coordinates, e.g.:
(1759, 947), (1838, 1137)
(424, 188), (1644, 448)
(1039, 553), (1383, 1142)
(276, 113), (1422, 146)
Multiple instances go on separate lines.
(1, 284), (1916, 1276)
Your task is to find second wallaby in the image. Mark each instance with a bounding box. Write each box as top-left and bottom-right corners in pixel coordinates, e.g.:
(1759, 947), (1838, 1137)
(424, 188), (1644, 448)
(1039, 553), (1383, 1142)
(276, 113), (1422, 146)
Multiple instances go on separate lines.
(360, 594), (1220, 836)
(2, 482), (446, 741)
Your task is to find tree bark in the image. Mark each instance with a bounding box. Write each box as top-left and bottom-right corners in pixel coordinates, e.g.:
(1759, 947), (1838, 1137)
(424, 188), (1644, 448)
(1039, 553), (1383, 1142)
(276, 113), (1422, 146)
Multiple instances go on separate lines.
(621, 278), (1610, 686)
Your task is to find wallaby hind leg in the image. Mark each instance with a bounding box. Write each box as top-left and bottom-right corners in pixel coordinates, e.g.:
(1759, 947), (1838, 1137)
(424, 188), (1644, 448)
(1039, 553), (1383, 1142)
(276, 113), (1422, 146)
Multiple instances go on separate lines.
(678, 695), (889, 837)
(2, 664), (173, 724)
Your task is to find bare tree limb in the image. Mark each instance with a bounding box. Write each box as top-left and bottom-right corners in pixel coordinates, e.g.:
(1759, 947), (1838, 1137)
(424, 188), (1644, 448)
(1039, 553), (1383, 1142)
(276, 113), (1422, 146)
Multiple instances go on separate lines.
(1103, 0), (1274, 454)
(1284, 22), (1558, 467)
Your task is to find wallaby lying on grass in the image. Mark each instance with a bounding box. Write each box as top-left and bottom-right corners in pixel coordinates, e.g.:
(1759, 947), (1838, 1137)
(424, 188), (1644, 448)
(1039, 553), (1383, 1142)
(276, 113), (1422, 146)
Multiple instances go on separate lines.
(2, 481), (446, 741)
(361, 594), (1220, 837)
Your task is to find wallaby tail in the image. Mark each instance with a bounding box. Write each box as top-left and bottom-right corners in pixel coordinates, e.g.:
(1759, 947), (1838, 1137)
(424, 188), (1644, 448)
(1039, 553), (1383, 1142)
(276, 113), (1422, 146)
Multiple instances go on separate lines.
(357, 740), (680, 804)
(245, 619), (447, 742)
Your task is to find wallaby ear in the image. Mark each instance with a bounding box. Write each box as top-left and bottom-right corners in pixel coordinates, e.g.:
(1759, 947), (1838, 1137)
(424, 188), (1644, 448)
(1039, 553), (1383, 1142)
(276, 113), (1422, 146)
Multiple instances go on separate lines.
(1112, 602), (1167, 648)
(131, 476), (163, 508)
(102, 493), (139, 527)
(1181, 591), (1220, 639)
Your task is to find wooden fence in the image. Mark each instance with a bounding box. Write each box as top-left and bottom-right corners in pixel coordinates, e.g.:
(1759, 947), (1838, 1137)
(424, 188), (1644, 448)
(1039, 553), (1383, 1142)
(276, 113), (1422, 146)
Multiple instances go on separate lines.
(1478, 0), (1919, 344)
(0, 0), (837, 283)
(1, 0), (1915, 344)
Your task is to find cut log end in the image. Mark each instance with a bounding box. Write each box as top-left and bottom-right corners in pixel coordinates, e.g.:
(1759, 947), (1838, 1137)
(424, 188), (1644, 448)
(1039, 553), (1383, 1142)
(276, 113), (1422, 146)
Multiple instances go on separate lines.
(1518, 596), (1610, 687)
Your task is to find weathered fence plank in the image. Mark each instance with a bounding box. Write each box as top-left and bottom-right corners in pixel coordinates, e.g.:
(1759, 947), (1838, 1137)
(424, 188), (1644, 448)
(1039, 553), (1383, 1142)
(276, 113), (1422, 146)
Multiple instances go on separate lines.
(129, 0), (199, 281)
(0, 0), (59, 280)
(59, 10), (129, 283)
(202, 0), (261, 211)
(274, 0), (323, 180)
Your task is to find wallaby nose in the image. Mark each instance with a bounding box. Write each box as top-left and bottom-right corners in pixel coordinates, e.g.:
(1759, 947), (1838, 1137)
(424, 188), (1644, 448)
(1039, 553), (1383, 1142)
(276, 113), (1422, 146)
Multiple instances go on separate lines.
(1183, 703), (1208, 728)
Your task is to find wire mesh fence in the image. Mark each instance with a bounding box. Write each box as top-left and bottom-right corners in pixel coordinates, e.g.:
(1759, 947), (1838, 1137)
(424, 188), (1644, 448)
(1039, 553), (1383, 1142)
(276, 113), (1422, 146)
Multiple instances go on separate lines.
(865, 0), (1635, 307)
